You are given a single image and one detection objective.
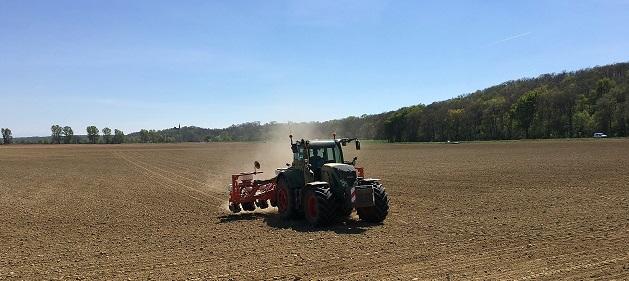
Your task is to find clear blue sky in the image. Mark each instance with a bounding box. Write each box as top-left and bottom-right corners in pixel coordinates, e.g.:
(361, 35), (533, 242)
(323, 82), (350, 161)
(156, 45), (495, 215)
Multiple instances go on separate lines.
(1, 0), (628, 137)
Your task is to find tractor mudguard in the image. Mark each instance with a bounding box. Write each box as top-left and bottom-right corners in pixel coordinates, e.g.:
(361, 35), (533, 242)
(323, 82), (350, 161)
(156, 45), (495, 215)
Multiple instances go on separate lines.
(277, 168), (305, 190)
(304, 181), (330, 188)
(357, 178), (380, 186)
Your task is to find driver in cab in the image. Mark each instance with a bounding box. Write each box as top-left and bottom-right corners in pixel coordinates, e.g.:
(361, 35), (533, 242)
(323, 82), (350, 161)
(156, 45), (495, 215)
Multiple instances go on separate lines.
(309, 148), (326, 179)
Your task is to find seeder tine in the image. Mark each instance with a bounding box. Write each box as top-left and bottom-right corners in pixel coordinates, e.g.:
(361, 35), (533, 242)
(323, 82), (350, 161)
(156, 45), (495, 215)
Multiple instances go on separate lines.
(241, 201), (256, 211)
(255, 199), (269, 209)
(228, 203), (241, 213)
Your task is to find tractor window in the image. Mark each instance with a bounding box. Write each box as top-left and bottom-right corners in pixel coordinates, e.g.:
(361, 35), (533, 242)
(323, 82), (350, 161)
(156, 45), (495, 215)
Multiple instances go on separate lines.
(309, 148), (324, 160)
(293, 147), (304, 161)
(309, 146), (342, 163)
(326, 147), (342, 163)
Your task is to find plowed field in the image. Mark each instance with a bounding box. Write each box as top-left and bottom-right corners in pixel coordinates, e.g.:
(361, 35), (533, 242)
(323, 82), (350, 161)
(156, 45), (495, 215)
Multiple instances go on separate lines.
(1, 140), (628, 280)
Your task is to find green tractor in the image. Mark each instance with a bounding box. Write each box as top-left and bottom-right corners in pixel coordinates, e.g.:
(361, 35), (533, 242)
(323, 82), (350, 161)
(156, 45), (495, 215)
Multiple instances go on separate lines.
(229, 135), (389, 226)
(274, 135), (389, 226)
(228, 135), (390, 226)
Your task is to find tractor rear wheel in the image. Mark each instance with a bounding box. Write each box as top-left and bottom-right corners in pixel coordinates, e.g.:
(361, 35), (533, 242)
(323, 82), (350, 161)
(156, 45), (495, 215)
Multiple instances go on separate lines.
(276, 177), (296, 219)
(356, 184), (389, 223)
(303, 186), (334, 226)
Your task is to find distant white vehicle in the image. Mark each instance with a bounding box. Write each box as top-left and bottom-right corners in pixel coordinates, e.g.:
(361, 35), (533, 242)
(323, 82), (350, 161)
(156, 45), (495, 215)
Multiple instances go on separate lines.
(593, 132), (608, 138)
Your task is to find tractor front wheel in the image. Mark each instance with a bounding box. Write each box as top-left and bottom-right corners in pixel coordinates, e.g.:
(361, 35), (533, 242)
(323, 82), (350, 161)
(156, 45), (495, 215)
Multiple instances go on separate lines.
(276, 177), (296, 219)
(356, 184), (389, 223)
(336, 188), (354, 220)
(337, 205), (353, 220)
(303, 186), (334, 226)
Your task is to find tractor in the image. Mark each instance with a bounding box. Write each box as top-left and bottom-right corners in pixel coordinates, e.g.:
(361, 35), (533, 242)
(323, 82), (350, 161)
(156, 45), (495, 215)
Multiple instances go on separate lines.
(228, 135), (389, 226)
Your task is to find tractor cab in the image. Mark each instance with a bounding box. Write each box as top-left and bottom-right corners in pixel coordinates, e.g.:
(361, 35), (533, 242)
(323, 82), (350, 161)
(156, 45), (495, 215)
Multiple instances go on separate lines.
(290, 135), (360, 181)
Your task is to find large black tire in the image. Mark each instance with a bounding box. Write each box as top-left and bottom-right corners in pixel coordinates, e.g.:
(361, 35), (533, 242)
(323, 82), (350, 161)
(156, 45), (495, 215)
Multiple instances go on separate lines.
(337, 205), (353, 219)
(302, 185), (335, 226)
(276, 177), (297, 219)
(356, 184), (389, 223)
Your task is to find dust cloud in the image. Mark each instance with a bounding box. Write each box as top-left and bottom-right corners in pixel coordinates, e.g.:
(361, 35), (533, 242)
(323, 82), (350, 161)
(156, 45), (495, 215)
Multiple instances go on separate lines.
(246, 122), (328, 177)
(245, 122), (363, 176)
(223, 122), (332, 215)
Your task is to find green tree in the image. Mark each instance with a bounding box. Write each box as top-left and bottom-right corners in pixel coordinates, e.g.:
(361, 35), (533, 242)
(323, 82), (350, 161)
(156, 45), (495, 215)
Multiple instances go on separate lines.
(62, 126), (74, 144)
(593, 95), (615, 134)
(102, 127), (112, 144)
(51, 125), (63, 144)
(511, 88), (541, 138)
(139, 129), (150, 143)
(610, 86), (627, 136)
(593, 78), (615, 102)
(480, 97), (507, 139)
(86, 126), (100, 144)
(384, 109), (410, 142)
(621, 95), (629, 136)
(1, 128), (13, 144)
(113, 129), (125, 144)
(572, 111), (595, 137)
(148, 129), (162, 143)
(447, 108), (465, 140)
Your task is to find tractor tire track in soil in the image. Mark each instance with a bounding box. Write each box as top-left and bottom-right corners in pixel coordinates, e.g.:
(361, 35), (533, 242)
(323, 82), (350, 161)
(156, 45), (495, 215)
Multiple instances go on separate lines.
(126, 150), (241, 191)
(113, 151), (223, 203)
(126, 151), (210, 183)
(318, 236), (627, 280)
(122, 151), (216, 190)
(314, 216), (626, 279)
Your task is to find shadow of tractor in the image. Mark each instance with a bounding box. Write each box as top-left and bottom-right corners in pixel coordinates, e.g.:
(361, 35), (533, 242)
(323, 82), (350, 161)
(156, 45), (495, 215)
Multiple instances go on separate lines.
(217, 211), (382, 234)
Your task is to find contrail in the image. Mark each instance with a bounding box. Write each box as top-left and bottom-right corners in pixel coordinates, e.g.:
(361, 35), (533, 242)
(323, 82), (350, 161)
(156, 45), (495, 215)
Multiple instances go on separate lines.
(487, 32), (532, 46)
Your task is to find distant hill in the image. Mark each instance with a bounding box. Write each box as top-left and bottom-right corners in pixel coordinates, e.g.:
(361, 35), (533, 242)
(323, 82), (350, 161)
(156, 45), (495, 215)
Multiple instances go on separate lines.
(125, 62), (629, 143)
(367, 61), (629, 142)
(13, 62), (629, 144)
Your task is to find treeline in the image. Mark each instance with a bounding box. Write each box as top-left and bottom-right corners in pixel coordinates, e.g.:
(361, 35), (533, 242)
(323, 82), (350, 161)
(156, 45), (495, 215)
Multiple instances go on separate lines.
(9, 62), (629, 144)
(375, 63), (629, 142)
(129, 62), (629, 143)
(122, 120), (387, 143)
(38, 125), (125, 144)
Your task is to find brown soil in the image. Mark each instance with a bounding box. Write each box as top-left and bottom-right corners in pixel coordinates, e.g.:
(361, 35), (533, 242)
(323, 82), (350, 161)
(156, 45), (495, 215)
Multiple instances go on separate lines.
(1, 139), (628, 280)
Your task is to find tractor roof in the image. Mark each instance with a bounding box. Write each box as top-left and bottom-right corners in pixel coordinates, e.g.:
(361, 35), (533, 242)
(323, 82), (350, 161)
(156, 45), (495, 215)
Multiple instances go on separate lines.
(306, 140), (338, 148)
